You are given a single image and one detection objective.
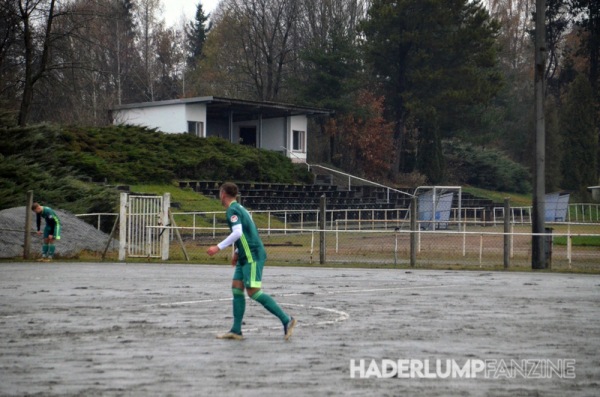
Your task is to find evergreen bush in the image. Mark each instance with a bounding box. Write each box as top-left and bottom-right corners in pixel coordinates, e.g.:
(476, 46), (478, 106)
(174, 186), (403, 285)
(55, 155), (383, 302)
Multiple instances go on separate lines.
(444, 140), (531, 194)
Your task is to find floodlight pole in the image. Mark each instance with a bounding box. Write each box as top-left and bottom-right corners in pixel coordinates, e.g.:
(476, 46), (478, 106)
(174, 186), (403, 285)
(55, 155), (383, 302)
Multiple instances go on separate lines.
(532, 0), (547, 269)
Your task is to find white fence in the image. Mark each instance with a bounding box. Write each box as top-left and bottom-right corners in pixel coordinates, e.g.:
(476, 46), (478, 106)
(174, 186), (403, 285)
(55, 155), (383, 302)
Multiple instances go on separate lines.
(493, 203), (600, 224)
(76, 204), (599, 235)
(72, 204), (599, 268)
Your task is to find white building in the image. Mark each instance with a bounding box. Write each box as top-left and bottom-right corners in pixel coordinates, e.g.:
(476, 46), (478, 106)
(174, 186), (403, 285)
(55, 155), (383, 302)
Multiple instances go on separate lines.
(112, 96), (330, 163)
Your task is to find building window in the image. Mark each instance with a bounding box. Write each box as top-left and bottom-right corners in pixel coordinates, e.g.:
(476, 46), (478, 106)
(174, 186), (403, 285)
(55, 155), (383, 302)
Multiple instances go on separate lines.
(187, 121), (204, 137)
(292, 130), (305, 152)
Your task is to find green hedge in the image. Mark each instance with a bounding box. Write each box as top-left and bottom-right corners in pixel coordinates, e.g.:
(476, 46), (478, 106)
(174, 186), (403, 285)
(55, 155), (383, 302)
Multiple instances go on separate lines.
(444, 140), (532, 194)
(0, 122), (312, 214)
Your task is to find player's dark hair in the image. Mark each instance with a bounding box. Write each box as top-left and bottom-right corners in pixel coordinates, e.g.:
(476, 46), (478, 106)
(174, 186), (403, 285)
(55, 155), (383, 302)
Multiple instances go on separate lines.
(31, 202), (40, 211)
(220, 182), (239, 198)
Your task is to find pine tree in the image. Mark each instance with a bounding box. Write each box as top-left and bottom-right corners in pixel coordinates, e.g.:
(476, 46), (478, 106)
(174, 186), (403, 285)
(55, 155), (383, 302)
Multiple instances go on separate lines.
(570, 0), (600, 98)
(415, 106), (444, 184)
(185, 2), (211, 69)
(360, 0), (502, 180)
(292, 30), (362, 112)
(560, 74), (598, 198)
(545, 97), (562, 192)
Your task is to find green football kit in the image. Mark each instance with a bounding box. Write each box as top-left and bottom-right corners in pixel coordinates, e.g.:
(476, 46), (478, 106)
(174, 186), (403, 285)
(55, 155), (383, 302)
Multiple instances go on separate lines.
(226, 201), (266, 288)
(36, 206), (61, 240)
(36, 206), (61, 259)
(220, 200), (294, 337)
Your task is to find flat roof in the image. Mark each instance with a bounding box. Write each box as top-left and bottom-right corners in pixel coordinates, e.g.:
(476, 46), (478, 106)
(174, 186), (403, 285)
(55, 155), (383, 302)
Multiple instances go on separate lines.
(114, 96), (332, 119)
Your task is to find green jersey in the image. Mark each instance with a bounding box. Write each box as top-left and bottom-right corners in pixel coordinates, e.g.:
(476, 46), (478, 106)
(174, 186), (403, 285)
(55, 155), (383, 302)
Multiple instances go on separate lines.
(36, 206), (60, 231)
(36, 206), (61, 240)
(226, 201), (266, 263)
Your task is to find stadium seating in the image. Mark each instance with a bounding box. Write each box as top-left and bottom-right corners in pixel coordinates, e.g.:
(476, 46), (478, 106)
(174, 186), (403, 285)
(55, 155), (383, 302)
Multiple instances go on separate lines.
(179, 180), (501, 222)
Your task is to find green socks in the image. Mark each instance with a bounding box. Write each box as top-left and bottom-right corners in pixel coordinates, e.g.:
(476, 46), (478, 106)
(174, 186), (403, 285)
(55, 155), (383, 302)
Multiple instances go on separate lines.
(42, 244), (55, 257)
(230, 289), (290, 334)
(231, 288), (246, 334)
(251, 290), (290, 325)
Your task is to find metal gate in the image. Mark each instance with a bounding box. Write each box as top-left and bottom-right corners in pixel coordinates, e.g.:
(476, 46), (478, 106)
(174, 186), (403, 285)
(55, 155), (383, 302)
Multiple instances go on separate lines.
(119, 193), (170, 260)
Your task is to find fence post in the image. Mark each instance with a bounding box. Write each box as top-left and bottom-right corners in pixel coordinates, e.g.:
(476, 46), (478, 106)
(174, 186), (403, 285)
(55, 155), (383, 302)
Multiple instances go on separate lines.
(410, 196), (417, 267)
(23, 190), (34, 259)
(119, 192), (127, 261)
(394, 229), (398, 266)
(193, 213), (196, 240)
(319, 195), (326, 265)
(503, 197), (510, 269)
(212, 213), (217, 238)
(161, 193), (171, 260)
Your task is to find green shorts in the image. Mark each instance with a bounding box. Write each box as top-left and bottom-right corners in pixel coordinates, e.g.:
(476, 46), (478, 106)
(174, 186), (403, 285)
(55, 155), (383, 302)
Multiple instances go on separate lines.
(44, 223), (61, 240)
(232, 258), (264, 289)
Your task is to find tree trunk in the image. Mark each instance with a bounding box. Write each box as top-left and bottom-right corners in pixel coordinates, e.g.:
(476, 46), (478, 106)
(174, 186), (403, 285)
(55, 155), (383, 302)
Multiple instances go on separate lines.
(389, 119), (404, 180)
(17, 0), (56, 126)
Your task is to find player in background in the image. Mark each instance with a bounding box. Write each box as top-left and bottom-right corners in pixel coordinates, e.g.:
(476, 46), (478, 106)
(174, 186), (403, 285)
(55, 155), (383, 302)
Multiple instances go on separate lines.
(32, 202), (61, 262)
(207, 182), (297, 340)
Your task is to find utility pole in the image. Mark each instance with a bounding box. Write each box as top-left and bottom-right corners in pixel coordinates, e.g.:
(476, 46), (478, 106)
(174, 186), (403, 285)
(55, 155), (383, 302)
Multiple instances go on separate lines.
(532, 0), (547, 269)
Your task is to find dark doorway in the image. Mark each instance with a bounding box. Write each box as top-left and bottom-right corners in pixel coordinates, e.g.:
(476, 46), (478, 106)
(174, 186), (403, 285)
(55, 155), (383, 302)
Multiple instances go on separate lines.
(239, 127), (257, 147)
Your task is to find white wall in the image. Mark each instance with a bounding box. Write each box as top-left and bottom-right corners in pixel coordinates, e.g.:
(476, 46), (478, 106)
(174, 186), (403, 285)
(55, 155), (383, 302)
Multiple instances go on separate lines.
(114, 103), (206, 134)
(261, 116), (307, 150)
(288, 115), (307, 162)
(114, 103), (309, 162)
(185, 104), (207, 128)
(232, 116), (307, 158)
(261, 118), (285, 151)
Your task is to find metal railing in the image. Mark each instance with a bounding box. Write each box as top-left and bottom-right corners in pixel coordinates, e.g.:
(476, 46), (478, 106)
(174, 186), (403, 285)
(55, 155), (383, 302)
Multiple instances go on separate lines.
(75, 213), (119, 230)
(493, 203), (600, 224)
(144, 222), (600, 270)
(75, 203), (600, 235)
(306, 163), (415, 201)
(170, 207), (489, 237)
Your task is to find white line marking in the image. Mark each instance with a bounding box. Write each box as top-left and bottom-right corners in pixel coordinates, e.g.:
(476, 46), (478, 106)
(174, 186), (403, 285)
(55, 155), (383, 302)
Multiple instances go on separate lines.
(224, 303), (350, 335)
(155, 284), (461, 307)
(284, 302), (350, 326)
(156, 297), (232, 307)
(151, 284), (460, 335)
(279, 283), (463, 298)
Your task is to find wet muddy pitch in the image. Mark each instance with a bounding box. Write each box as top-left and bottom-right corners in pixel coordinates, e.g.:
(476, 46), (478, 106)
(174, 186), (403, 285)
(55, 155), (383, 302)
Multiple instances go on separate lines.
(1, 263), (598, 396)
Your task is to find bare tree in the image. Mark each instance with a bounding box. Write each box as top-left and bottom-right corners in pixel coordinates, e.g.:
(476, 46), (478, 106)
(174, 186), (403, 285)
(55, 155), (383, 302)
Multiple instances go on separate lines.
(195, 0), (369, 102)
(487, 0), (535, 73)
(136, 0), (161, 101)
(298, 0), (367, 46)
(109, 0), (139, 105)
(29, 0), (142, 124)
(15, 0), (61, 126)
(220, 0), (300, 101)
(0, 0), (21, 110)
(153, 23), (185, 100)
